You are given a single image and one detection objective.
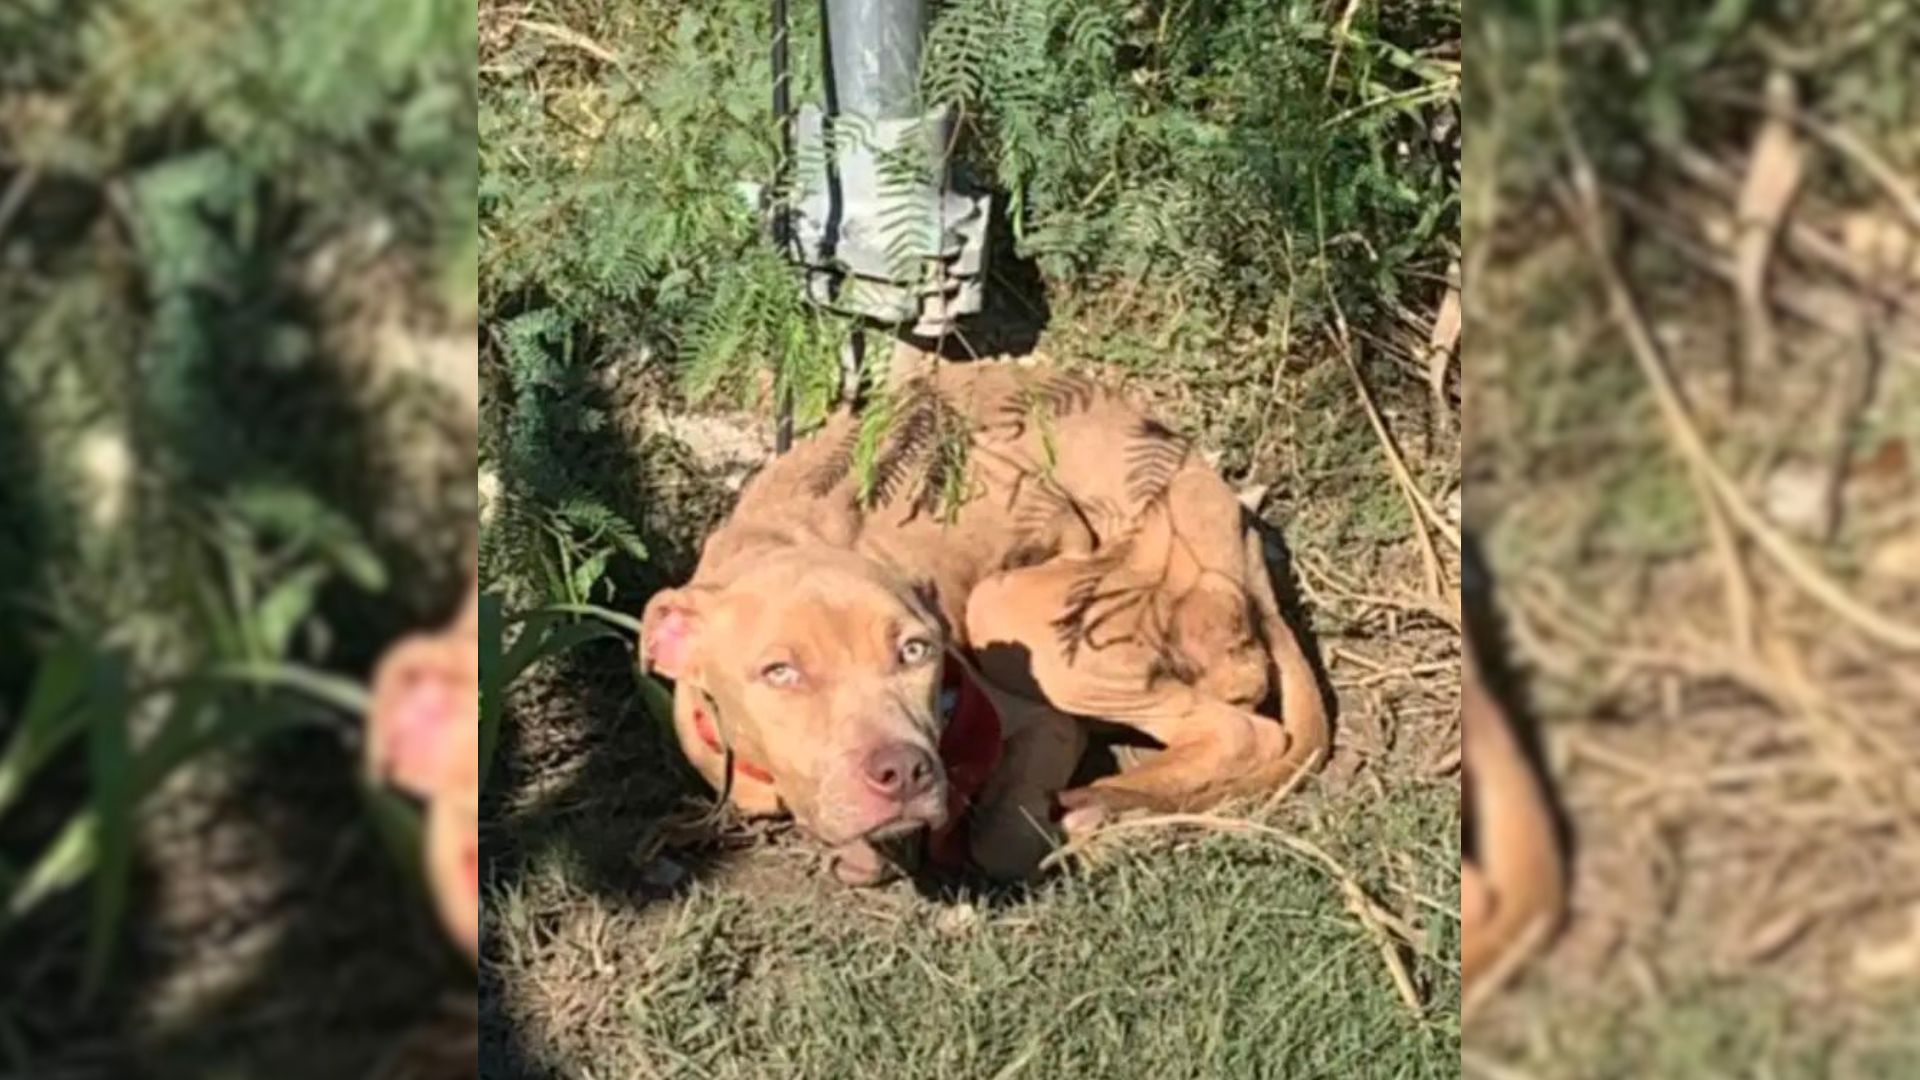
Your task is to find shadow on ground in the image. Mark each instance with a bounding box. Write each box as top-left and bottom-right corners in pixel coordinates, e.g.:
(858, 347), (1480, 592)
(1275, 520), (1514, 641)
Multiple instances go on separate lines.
(477, 361), (736, 1079)
(0, 282), (474, 1078)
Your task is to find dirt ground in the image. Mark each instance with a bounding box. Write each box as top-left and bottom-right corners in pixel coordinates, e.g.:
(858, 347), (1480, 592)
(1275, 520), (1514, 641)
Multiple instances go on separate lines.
(0, 324), (479, 1079)
(1464, 114), (1920, 1075)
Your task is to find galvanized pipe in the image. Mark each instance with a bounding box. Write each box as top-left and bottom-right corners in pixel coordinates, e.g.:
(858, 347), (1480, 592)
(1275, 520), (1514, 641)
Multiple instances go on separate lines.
(822, 0), (928, 120)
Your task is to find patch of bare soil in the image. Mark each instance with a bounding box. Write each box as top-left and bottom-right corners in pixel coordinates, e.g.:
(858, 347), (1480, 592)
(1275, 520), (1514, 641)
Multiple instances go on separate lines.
(1, 289), (481, 1077)
(1467, 124), (1920, 1064)
(4, 737), (467, 1079)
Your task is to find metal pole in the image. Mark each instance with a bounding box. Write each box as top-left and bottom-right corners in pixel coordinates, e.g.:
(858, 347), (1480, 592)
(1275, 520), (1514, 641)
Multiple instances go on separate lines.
(772, 0), (793, 252)
(820, 0), (930, 407)
(822, 0), (928, 121)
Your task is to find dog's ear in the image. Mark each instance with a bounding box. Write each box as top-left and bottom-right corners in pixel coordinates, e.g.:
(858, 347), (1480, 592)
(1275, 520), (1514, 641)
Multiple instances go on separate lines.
(641, 586), (717, 681)
(367, 630), (479, 802)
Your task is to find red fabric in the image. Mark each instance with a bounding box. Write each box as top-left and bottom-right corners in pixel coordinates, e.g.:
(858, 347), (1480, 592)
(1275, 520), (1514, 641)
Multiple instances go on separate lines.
(690, 659), (1004, 870)
(927, 658), (1004, 869)
(691, 703), (777, 785)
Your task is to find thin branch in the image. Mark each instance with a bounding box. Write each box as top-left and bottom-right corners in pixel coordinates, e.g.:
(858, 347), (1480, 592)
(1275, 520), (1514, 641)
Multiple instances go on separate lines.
(1561, 138), (1920, 654)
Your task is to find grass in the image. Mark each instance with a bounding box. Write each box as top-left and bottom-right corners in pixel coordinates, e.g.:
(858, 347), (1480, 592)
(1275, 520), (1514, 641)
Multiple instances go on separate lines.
(1471, 979), (1920, 1079)
(627, 825), (1445, 1079)
(487, 736), (1460, 1079)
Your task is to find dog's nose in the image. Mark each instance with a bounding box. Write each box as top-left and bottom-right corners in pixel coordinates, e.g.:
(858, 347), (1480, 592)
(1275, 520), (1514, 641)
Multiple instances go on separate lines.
(860, 743), (937, 800)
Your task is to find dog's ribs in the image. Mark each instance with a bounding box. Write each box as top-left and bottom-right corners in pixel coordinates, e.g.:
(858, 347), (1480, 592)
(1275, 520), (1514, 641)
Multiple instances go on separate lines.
(989, 373), (1101, 438)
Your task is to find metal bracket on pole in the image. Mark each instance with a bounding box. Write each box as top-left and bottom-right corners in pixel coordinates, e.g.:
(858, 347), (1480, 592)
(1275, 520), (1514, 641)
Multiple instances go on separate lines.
(768, 0), (992, 450)
(785, 0), (992, 392)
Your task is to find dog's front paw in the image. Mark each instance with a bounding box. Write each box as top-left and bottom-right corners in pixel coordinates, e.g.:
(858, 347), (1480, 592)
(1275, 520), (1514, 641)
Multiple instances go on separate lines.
(827, 839), (900, 886)
(1057, 803), (1111, 840)
(1054, 783), (1157, 838)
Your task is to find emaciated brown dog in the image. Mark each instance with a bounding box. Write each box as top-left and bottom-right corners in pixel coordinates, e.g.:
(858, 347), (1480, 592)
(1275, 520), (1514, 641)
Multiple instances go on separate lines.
(640, 360), (1327, 884)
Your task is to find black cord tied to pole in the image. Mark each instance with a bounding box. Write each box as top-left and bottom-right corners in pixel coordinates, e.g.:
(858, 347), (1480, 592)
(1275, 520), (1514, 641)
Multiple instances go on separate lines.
(772, 0), (795, 453)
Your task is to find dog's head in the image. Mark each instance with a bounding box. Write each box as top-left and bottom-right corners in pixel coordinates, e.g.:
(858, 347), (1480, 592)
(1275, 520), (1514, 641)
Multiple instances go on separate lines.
(641, 546), (951, 846)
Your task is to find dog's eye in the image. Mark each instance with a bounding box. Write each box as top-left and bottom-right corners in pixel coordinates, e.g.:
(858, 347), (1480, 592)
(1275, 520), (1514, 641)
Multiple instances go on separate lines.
(761, 662), (800, 687)
(897, 638), (935, 666)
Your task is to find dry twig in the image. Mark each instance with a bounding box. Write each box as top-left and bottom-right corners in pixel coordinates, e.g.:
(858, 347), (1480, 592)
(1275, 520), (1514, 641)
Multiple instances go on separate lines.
(1731, 72), (1806, 380)
(1714, 90), (1920, 236)
(1562, 141), (1920, 654)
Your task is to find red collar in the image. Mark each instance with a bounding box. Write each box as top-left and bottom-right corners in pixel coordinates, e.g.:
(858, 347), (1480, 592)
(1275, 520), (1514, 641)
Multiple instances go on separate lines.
(691, 701), (776, 785)
(688, 659), (1004, 869)
(926, 657), (1005, 869)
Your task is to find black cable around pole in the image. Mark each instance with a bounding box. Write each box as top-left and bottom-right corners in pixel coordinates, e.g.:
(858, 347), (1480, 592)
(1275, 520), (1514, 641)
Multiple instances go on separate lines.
(771, 0), (791, 253)
(772, 0), (795, 453)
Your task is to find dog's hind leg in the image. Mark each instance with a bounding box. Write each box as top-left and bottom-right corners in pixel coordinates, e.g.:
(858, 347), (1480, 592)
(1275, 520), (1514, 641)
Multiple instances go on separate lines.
(1059, 536), (1331, 820)
(1236, 524), (1330, 786)
(968, 559), (1311, 827)
(1052, 698), (1296, 826)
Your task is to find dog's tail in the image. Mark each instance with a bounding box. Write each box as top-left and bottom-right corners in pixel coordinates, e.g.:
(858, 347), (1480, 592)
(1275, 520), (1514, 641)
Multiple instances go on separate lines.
(1241, 527), (1330, 785)
(1461, 639), (1565, 1012)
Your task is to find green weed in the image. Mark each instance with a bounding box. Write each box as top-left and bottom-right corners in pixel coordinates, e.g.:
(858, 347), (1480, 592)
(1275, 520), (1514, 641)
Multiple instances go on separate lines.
(1, 0), (478, 1064)
(478, 0), (1462, 599)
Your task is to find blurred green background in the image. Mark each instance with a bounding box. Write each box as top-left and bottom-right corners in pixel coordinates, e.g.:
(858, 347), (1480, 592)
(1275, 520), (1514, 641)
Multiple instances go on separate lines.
(2, 1), (477, 1075)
